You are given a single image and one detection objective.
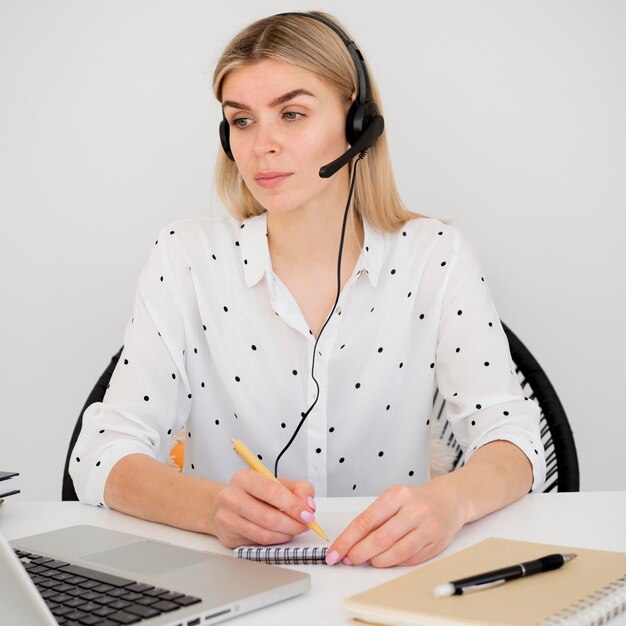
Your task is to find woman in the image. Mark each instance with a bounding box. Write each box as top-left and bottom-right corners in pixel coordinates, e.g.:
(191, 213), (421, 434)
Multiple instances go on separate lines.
(71, 12), (545, 568)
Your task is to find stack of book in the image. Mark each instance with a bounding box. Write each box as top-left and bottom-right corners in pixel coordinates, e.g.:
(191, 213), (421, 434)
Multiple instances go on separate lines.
(0, 471), (20, 504)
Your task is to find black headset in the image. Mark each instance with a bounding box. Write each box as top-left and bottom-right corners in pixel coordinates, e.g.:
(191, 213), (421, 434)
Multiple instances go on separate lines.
(219, 12), (384, 178)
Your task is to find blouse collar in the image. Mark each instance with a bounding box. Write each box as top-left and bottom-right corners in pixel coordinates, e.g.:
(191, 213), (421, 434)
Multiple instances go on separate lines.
(239, 211), (385, 289)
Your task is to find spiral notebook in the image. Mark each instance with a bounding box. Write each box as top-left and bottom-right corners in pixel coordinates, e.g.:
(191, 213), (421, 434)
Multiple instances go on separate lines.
(345, 537), (626, 626)
(233, 532), (329, 565)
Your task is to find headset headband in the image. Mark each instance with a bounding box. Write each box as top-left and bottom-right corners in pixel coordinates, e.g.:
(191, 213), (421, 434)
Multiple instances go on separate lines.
(277, 12), (373, 106)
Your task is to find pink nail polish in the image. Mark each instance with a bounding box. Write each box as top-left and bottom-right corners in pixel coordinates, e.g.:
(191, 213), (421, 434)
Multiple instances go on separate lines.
(342, 557), (353, 566)
(307, 496), (316, 511)
(325, 550), (340, 565)
(300, 510), (315, 524)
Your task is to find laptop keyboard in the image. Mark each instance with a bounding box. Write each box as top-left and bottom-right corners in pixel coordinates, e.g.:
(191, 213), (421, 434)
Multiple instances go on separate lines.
(15, 548), (202, 625)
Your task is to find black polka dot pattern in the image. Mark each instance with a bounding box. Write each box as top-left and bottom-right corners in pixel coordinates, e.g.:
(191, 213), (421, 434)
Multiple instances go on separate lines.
(69, 216), (545, 504)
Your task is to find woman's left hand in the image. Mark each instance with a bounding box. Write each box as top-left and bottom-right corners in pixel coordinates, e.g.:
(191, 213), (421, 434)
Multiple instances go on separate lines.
(325, 479), (466, 567)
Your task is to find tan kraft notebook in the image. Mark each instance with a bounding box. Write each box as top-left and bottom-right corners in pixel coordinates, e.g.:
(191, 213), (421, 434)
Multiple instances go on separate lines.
(345, 537), (626, 626)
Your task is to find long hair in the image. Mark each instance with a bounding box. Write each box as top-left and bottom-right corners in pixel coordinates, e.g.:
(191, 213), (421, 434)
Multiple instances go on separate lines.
(212, 11), (423, 231)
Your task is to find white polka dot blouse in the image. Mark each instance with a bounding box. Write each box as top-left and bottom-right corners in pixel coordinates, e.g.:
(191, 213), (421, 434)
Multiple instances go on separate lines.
(70, 213), (546, 505)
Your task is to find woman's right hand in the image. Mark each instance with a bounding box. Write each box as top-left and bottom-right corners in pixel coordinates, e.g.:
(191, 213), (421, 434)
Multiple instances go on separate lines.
(210, 470), (317, 548)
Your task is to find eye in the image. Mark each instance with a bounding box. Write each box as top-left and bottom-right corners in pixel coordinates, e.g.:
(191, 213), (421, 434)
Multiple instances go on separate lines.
(283, 111), (304, 121)
(230, 117), (252, 129)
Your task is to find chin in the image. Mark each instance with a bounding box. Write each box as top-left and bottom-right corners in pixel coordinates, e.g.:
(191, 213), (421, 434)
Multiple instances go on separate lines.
(256, 192), (304, 215)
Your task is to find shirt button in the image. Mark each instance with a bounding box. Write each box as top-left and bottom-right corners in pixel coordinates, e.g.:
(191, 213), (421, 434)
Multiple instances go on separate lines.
(336, 306), (342, 315)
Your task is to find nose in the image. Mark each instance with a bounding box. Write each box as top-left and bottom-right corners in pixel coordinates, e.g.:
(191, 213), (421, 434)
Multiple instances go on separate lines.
(252, 120), (281, 157)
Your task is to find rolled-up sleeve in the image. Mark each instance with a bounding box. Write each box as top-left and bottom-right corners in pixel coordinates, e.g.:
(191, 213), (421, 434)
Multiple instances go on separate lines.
(70, 229), (191, 506)
(435, 230), (546, 491)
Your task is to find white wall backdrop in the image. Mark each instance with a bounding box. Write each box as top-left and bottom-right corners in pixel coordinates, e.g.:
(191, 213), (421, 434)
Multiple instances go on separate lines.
(1, 0), (624, 500)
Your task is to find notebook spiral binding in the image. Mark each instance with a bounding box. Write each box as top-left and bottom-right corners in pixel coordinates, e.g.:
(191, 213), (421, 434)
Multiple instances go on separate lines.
(539, 574), (626, 626)
(234, 546), (328, 565)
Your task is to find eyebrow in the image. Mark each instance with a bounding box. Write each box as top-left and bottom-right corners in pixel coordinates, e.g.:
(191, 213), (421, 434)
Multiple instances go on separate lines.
(222, 88), (316, 111)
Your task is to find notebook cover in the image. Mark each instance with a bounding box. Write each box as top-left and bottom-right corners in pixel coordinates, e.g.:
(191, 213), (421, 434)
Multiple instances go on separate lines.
(345, 537), (626, 626)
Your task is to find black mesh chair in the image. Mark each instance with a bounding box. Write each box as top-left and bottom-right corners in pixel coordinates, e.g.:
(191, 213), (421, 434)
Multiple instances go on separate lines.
(62, 349), (123, 501)
(62, 323), (579, 499)
(432, 323), (579, 492)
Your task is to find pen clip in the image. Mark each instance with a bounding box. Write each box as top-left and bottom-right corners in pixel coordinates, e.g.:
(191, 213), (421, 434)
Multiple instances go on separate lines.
(461, 579), (507, 594)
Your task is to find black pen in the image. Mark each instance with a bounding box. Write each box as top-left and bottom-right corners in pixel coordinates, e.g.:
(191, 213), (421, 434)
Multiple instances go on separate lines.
(433, 553), (577, 597)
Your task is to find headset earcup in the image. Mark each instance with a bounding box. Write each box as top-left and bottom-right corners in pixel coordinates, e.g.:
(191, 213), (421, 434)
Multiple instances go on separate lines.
(345, 102), (363, 146)
(219, 119), (235, 161)
(346, 101), (382, 148)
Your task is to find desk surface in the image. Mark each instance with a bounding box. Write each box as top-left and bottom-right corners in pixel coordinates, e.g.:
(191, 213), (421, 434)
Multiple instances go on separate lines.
(2, 492), (625, 626)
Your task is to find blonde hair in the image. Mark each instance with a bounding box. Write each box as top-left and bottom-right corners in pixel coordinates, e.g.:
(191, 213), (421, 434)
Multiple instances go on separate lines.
(212, 11), (423, 232)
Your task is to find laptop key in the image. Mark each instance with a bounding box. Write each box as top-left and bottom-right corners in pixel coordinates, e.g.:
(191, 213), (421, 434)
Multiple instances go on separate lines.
(107, 599), (132, 611)
(65, 597), (88, 608)
(52, 582), (76, 593)
(152, 599), (181, 612)
(106, 610), (141, 624)
(93, 594), (118, 605)
(125, 604), (162, 619)
(79, 601), (103, 613)
(173, 595), (202, 607)
(80, 590), (103, 602)
(93, 606), (117, 617)
(80, 616), (107, 625)
(107, 588), (129, 597)
(26, 564), (49, 574)
(120, 591), (143, 602)
(45, 558), (71, 569)
(51, 592), (74, 604)
(78, 580), (102, 590)
(157, 591), (184, 602)
(65, 609), (89, 620)
(135, 595), (161, 606)
(143, 587), (169, 597)
(93, 583), (115, 593)
(67, 587), (86, 597)
(124, 582), (154, 593)
(60, 564), (137, 588)
(14, 549), (32, 557)
(67, 575), (88, 585)
(29, 556), (54, 565)
(54, 571), (78, 582)
(51, 605), (74, 617)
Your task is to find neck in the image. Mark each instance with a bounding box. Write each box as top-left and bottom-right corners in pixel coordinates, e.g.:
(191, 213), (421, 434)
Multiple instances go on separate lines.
(267, 170), (363, 270)
(267, 203), (363, 272)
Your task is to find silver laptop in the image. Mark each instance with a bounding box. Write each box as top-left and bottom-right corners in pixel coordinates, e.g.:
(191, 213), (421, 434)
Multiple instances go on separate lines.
(2, 524), (310, 625)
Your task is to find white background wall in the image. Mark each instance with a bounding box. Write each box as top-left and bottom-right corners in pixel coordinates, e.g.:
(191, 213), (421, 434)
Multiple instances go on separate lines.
(1, 0), (624, 500)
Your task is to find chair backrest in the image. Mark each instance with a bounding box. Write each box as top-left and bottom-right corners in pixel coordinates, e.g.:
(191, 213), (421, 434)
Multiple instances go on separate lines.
(63, 324), (579, 499)
(431, 323), (579, 492)
(62, 349), (123, 501)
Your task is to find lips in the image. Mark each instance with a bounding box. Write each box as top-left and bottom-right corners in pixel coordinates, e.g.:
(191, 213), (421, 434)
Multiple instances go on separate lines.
(254, 171), (293, 189)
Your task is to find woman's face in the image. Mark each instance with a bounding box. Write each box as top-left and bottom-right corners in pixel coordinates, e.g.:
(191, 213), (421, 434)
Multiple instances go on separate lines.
(221, 59), (351, 216)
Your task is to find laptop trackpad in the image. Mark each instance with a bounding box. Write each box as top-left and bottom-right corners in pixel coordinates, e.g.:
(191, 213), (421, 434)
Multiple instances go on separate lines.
(82, 540), (215, 576)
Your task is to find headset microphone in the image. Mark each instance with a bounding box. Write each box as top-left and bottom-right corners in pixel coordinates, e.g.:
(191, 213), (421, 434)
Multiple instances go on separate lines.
(318, 115), (384, 178)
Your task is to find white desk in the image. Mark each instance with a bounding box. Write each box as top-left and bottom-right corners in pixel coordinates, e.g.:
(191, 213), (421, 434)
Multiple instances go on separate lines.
(2, 492), (625, 626)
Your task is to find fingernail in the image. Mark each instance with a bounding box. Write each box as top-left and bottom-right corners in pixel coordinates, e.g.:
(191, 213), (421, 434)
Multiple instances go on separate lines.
(342, 557), (353, 566)
(300, 510), (315, 524)
(307, 496), (316, 511)
(325, 550), (340, 565)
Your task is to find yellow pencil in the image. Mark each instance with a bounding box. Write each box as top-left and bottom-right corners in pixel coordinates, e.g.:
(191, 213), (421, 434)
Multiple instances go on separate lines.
(231, 438), (329, 542)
